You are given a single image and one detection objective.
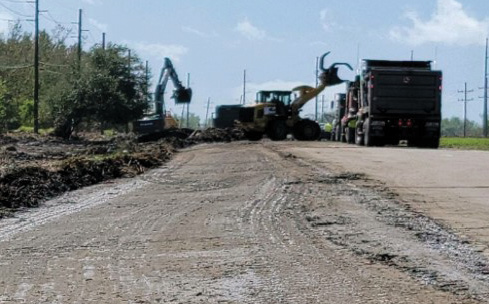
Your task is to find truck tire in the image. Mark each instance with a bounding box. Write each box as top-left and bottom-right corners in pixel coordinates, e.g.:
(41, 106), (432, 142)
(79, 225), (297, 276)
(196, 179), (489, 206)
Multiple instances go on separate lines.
(266, 120), (287, 141)
(364, 119), (374, 147)
(244, 130), (263, 141)
(346, 127), (355, 144)
(341, 126), (347, 143)
(355, 128), (364, 146)
(334, 126), (341, 141)
(420, 137), (440, 149)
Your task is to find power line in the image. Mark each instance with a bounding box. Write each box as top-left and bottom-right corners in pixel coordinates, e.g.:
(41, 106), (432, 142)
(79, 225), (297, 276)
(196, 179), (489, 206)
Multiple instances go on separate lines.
(458, 82), (474, 138)
(0, 2), (33, 18)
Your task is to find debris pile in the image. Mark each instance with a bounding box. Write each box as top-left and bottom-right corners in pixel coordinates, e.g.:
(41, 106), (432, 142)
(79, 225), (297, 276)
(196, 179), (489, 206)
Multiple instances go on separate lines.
(0, 128), (245, 216)
(188, 128), (245, 142)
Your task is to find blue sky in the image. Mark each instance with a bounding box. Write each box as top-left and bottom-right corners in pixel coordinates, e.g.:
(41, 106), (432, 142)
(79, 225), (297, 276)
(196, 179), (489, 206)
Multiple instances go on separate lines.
(1, 0), (489, 123)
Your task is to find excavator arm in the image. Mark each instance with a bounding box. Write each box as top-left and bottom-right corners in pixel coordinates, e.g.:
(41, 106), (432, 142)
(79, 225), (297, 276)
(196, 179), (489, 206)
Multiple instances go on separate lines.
(154, 58), (192, 116)
(291, 52), (352, 114)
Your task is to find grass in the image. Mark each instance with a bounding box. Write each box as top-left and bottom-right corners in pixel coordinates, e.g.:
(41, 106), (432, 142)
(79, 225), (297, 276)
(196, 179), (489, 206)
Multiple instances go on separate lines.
(440, 137), (489, 151)
(13, 126), (54, 135)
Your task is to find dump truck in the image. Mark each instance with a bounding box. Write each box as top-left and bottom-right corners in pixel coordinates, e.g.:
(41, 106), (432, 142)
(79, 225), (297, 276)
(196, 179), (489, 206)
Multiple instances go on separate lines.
(351, 60), (442, 148)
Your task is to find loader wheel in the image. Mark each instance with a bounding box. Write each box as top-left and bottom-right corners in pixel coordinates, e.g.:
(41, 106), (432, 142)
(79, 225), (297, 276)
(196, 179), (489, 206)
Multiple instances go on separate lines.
(244, 130), (263, 141)
(294, 120), (320, 141)
(292, 121), (305, 141)
(266, 120), (287, 141)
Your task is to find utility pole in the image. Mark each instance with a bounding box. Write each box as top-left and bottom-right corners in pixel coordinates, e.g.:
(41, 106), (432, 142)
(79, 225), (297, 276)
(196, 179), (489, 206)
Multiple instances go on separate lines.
(243, 69), (246, 105)
(321, 95), (325, 122)
(145, 60), (149, 101)
(77, 9), (82, 72)
(186, 73), (190, 128)
(33, 0), (40, 134)
(484, 38), (488, 137)
(205, 97), (211, 128)
(315, 56), (319, 121)
(410, 50), (414, 61)
(102, 32), (106, 50)
(458, 82), (474, 137)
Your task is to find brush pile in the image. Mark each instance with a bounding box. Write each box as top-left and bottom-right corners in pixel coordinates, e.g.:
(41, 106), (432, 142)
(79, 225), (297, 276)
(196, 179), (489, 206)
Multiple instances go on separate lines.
(0, 128), (244, 215)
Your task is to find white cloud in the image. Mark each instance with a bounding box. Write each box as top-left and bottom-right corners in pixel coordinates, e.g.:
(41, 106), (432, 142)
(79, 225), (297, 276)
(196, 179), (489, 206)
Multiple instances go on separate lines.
(235, 18), (267, 41)
(320, 9), (333, 32)
(132, 42), (188, 62)
(82, 0), (102, 5)
(89, 18), (108, 33)
(390, 0), (489, 46)
(182, 26), (218, 38)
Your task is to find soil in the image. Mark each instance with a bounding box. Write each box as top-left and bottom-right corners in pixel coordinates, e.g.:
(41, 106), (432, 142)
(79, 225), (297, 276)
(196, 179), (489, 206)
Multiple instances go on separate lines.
(0, 141), (488, 302)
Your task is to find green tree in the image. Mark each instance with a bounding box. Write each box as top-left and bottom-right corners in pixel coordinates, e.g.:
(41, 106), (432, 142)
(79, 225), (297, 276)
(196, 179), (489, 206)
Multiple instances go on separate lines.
(52, 44), (149, 138)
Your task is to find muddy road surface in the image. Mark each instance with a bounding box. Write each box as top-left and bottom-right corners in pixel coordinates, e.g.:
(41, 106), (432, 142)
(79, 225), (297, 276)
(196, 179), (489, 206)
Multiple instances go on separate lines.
(0, 141), (488, 303)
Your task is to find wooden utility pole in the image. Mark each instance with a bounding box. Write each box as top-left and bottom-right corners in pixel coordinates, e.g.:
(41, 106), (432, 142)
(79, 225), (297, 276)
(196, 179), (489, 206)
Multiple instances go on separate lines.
(77, 9), (82, 72)
(186, 73), (190, 128)
(33, 0), (40, 133)
(458, 82), (474, 137)
(242, 70), (246, 105)
(315, 56), (319, 121)
(321, 95), (325, 123)
(205, 97), (211, 128)
(484, 38), (488, 137)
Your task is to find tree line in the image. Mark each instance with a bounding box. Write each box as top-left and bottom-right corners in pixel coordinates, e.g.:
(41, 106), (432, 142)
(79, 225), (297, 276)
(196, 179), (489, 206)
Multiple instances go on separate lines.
(0, 23), (149, 138)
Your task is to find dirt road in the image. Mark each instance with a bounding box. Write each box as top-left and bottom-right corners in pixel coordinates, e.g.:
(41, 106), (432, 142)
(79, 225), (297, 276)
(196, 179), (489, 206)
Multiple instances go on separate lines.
(0, 141), (488, 303)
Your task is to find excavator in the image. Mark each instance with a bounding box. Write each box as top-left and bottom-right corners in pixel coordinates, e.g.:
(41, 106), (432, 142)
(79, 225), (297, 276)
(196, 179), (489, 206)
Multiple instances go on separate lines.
(238, 52), (352, 141)
(132, 58), (192, 135)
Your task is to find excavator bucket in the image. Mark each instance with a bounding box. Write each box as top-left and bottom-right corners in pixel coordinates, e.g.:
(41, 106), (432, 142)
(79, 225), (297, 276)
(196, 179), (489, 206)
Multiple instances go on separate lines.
(319, 52), (353, 86)
(173, 88), (192, 104)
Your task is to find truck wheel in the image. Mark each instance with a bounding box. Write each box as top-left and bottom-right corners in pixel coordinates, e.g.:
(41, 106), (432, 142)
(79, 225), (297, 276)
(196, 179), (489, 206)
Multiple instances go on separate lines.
(266, 120), (287, 141)
(364, 119), (374, 147)
(334, 126), (341, 141)
(244, 130), (263, 141)
(346, 127), (355, 144)
(355, 129), (364, 146)
(420, 137), (440, 149)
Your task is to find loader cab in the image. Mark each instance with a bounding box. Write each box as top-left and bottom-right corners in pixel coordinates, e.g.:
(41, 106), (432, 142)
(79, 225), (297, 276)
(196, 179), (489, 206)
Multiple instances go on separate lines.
(256, 91), (293, 106)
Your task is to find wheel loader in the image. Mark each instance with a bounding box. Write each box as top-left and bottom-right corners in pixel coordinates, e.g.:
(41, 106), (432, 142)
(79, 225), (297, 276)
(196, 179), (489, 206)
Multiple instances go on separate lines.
(237, 52), (352, 141)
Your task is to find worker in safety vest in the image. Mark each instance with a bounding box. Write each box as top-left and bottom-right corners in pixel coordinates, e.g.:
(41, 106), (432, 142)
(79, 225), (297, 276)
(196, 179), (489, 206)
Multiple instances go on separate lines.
(324, 122), (333, 140)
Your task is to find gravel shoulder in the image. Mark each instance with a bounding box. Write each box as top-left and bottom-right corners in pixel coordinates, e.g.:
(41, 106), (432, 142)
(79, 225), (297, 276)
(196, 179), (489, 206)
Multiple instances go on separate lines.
(0, 141), (486, 303)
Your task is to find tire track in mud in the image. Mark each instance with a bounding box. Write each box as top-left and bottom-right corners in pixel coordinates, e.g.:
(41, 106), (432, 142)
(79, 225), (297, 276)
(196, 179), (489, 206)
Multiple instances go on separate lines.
(0, 142), (481, 303)
(264, 143), (489, 302)
(234, 147), (460, 303)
